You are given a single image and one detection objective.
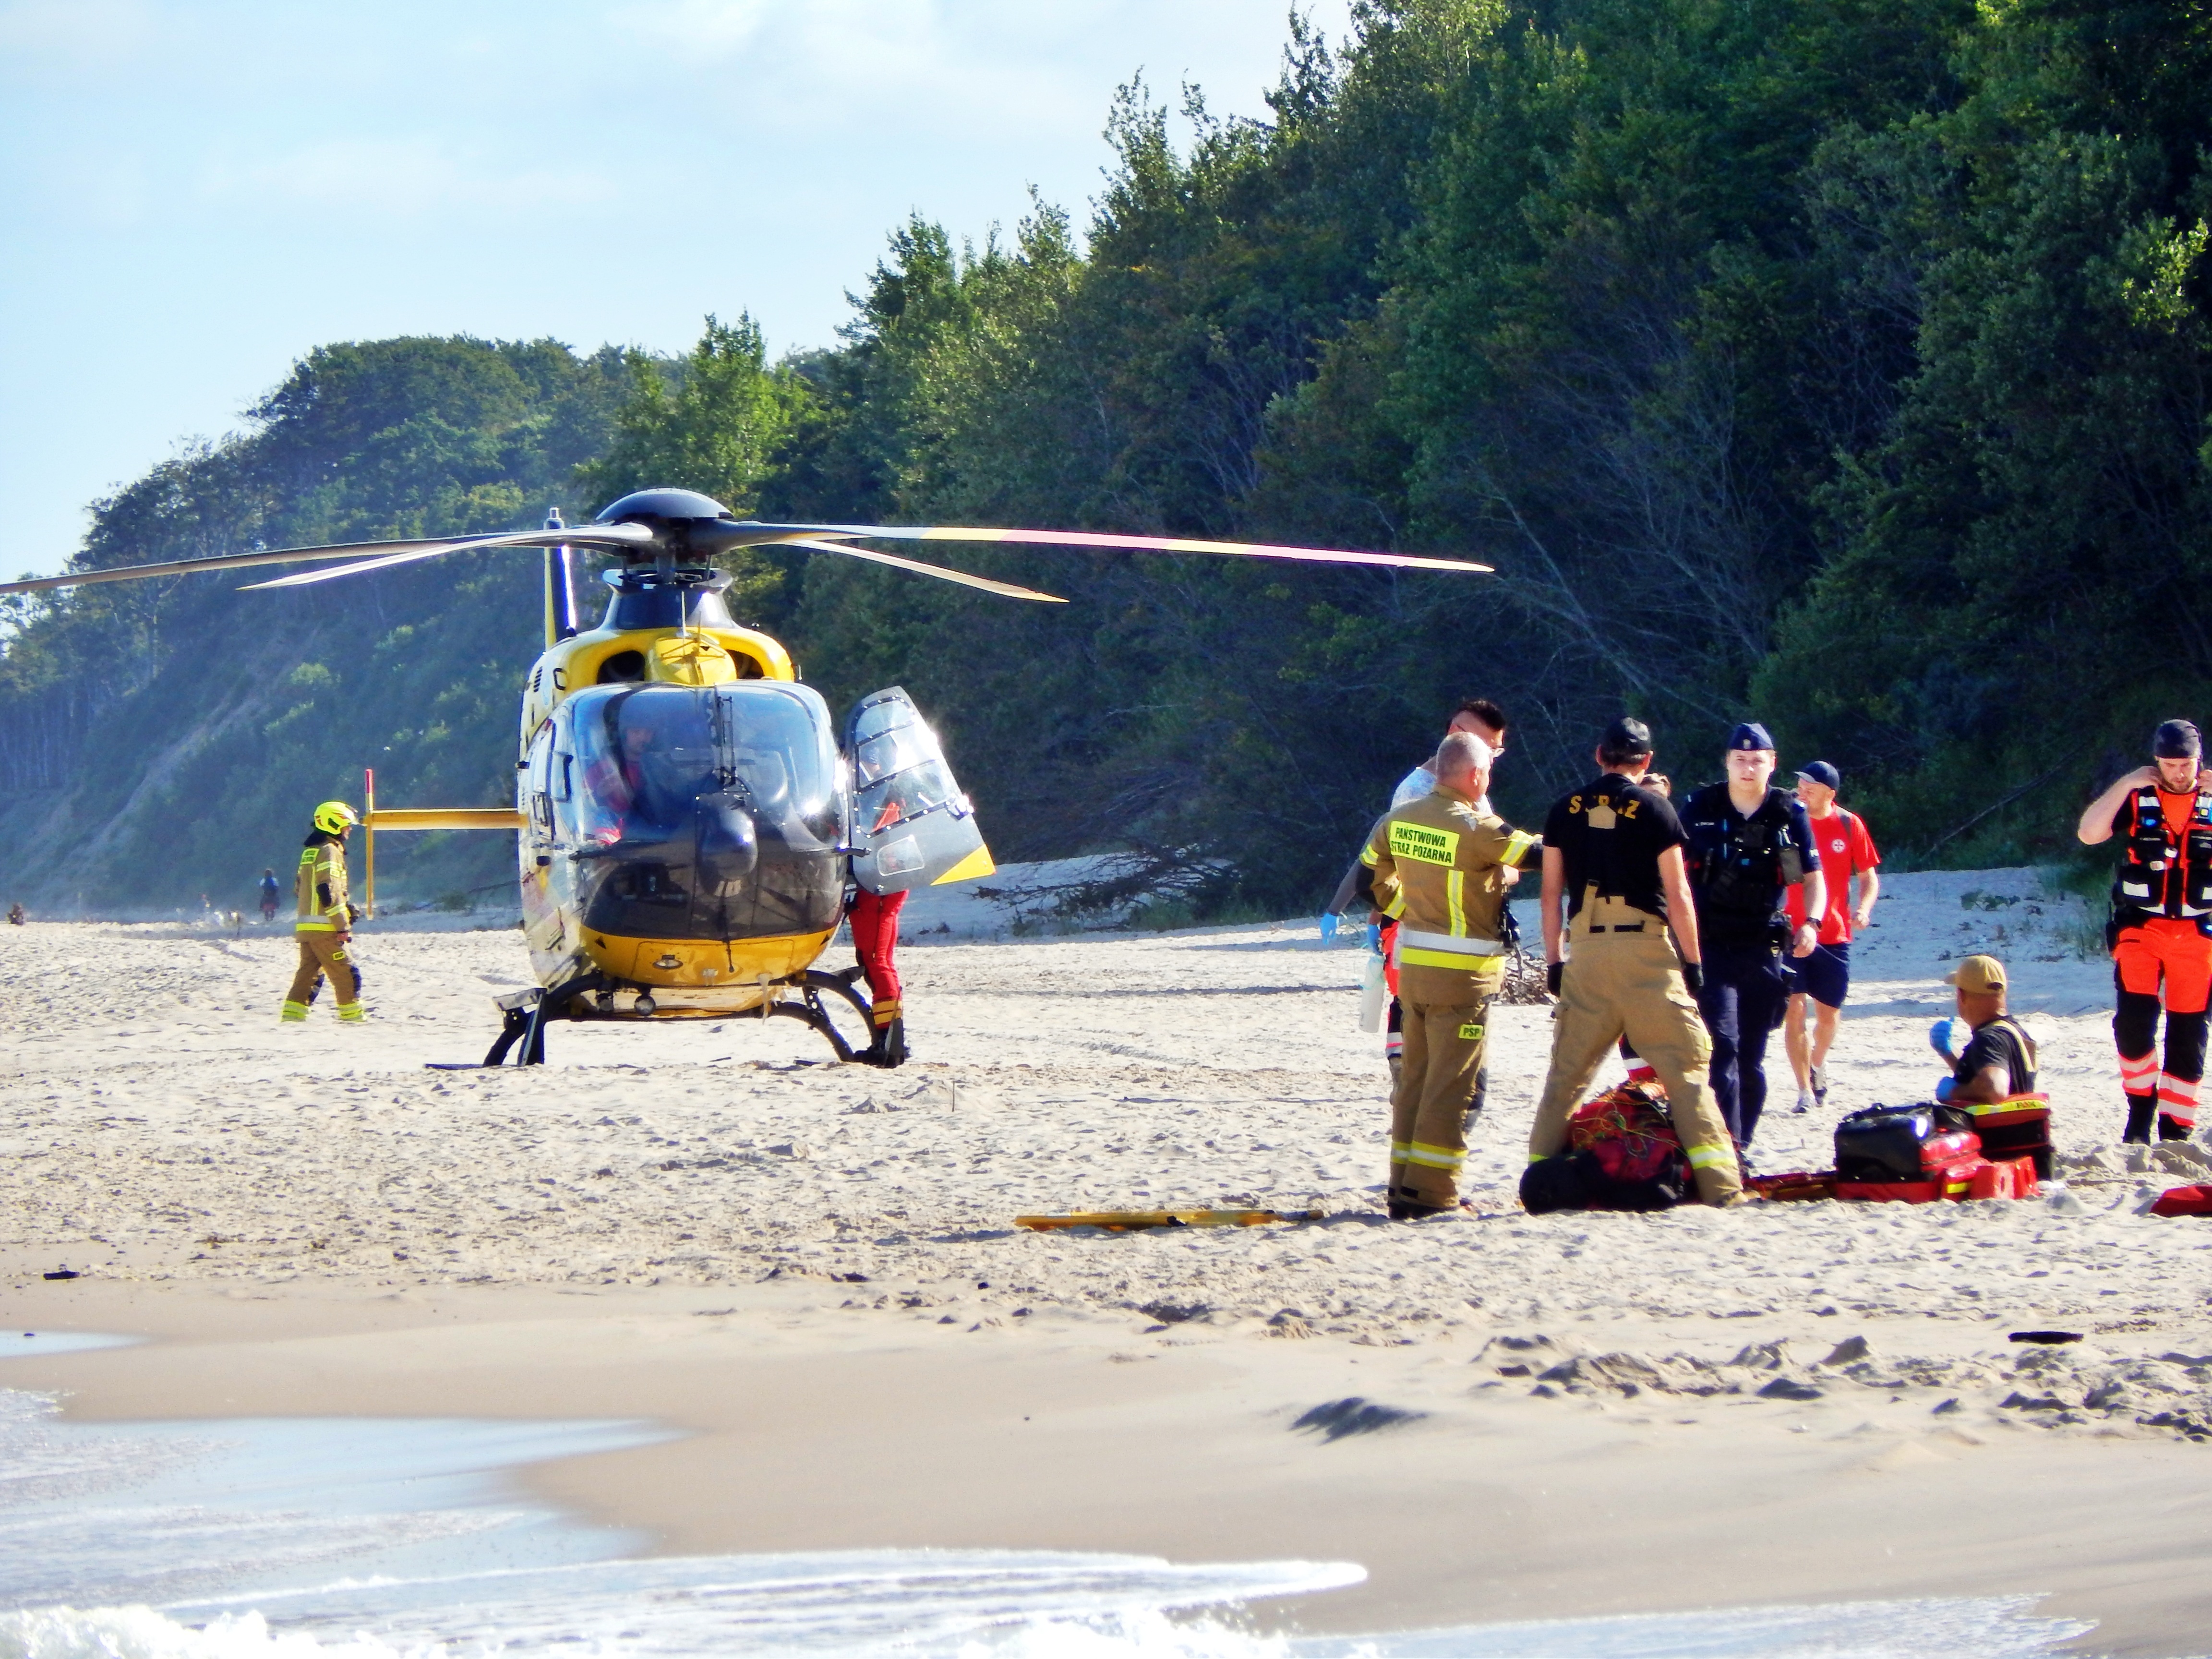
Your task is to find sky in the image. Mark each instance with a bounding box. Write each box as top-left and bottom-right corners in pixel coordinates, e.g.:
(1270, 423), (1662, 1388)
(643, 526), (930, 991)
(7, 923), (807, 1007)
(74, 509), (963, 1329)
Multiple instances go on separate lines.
(0, 0), (1355, 577)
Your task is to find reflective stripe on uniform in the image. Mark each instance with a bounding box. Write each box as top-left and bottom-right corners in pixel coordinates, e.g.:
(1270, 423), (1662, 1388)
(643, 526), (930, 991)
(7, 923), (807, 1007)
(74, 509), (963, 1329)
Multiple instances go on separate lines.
(1447, 869), (1466, 935)
(336, 1003), (365, 1022)
(1396, 926), (1503, 958)
(296, 920), (337, 932)
(1405, 1140), (1466, 1169)
(1684, 1143), (1734, 1170)
(1390, 1140), (1413, 1160)
(1503, 830), (1539, 866)
(280, 1001), (309, 1021)
(1383, 890), (1408, 920)
(2120, 1052), (2159, 1090)
(1402, 948), (1505, 969)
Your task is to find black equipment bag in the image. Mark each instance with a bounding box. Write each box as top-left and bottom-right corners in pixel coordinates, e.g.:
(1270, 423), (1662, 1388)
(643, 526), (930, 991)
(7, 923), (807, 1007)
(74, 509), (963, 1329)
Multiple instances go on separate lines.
(1834, 1102), (1977, 1183)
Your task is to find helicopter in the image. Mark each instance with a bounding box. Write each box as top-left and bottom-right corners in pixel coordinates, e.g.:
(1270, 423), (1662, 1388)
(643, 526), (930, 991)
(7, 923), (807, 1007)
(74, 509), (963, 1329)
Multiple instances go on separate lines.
(0, 488), (1489, 1066)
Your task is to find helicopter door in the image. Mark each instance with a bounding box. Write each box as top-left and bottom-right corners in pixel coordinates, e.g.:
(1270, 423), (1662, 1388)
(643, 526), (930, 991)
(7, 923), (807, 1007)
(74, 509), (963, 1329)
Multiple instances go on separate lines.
(845, 687), (993, 895)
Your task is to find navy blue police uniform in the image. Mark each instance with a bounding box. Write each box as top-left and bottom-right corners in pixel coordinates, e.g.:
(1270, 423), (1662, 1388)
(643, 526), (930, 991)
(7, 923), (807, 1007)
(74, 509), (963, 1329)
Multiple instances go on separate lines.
(1681, 774), (1821, 1147)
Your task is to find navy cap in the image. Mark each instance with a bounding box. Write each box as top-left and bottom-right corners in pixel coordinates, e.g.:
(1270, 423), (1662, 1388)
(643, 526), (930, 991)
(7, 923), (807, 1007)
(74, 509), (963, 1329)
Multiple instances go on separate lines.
(2154, 719), (2201, 759)
(1601, 717), (1653, 759)
(1727, 721), (1776, 752)
(1795, 760), (1841, 791)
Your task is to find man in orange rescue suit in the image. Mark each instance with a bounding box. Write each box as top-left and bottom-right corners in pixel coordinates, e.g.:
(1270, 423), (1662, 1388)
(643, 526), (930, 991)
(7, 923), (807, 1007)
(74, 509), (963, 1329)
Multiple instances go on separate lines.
(1360, 732), (1540, 1218)
(1529, 718), (1748, 1205)
(2078, 719), (2212, 1142)
(283, 800), (365, 1023)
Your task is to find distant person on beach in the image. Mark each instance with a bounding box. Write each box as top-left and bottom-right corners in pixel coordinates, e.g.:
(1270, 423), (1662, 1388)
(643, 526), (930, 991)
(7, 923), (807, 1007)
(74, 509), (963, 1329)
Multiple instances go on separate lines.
(1935, 955), (2038, 1104)
(5, 902), (22, 926)
(1360, 731), (1539, 1218)
(283, 801), (365, 1024)
(258, 868), (281, 923)
(1679, 723), (1824, 1151)
(1528, 718), (1747, 1205)
(2078, 718), (2212, 1142)
(1782, 761), (1881, 1115)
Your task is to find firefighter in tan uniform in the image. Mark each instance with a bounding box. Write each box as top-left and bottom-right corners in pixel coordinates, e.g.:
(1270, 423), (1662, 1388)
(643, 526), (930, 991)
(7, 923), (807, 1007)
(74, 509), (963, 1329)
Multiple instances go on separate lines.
(1361, 733), (1540, 1217)
(283, 801), (365, 1022)
(1529, 719), (1746, 1205)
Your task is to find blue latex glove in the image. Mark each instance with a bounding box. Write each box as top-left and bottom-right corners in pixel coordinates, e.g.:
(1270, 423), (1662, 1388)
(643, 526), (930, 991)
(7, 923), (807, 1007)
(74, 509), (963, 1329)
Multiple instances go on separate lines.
(1365, 922), (1382, 954)
(1934, 1075), (1957, 1102)
(1928, 1018), (1957, 1061)
(1318, 912), (1339, 944)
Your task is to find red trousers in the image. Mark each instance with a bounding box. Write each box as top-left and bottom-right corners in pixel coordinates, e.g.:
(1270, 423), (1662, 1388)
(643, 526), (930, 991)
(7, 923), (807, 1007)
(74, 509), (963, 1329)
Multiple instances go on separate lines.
(2114, 916), (2212, 1129)
(848, 889), (906, 1028)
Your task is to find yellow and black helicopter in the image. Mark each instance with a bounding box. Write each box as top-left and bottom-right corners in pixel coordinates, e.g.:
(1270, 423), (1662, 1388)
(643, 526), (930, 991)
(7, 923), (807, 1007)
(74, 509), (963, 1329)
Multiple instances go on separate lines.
(0, 491), (1487, 1065)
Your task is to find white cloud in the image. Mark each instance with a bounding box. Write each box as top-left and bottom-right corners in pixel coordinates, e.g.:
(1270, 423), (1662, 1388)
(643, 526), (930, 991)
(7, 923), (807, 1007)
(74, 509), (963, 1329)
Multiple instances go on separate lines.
(198, 138), (616, 218)
(0, 0), (156, 66)
(611, 0), (772, 55)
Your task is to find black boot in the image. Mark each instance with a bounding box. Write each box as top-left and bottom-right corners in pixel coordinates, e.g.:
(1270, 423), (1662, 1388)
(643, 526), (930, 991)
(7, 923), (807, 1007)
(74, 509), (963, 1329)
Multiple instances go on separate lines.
(2159, 1113), (2194, 1142)
(865, 1016), (908, 1068)
(2124, 1095), (2157, 1144)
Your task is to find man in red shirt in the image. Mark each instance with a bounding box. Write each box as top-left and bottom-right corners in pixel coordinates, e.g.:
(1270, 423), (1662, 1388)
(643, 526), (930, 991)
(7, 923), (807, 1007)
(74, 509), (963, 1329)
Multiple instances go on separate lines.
(1782, 761), (1881, 1113)
(2078, 720), (2212, 1142)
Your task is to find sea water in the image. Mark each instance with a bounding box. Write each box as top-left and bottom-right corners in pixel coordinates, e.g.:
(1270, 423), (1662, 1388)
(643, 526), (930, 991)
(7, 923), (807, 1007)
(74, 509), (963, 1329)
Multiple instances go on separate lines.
(0, 1381), (2104, 1657)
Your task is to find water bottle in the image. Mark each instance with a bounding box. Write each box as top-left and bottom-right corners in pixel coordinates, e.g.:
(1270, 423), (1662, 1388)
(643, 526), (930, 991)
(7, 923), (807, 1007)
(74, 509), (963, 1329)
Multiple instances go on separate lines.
(1359, 950), (1387, 1032)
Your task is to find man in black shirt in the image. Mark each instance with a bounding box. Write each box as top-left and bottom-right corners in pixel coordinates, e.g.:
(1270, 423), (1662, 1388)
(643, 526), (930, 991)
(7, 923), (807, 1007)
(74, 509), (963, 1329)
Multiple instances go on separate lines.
(1680, 723), (1824, 1149)
(1944, 954), (2038, 1102)
(1529, 719), (1747, 1205)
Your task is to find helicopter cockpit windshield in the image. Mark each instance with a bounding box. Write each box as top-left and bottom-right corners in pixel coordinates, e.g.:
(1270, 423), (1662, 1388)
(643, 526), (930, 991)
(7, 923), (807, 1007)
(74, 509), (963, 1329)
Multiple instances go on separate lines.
(559, 681), (844, 941)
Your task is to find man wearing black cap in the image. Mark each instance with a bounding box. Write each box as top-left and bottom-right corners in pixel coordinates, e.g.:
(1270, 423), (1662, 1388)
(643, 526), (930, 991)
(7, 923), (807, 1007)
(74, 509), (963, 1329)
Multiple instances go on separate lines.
(1529, 718), (1747, 1205)
(2078, 719), (2212, 1142)
(1680, 723), (1824, 1150)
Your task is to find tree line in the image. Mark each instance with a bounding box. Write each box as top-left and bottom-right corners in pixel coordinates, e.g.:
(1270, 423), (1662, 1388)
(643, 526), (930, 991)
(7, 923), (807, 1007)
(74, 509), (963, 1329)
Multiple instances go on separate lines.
(3, 0), (2206, 911)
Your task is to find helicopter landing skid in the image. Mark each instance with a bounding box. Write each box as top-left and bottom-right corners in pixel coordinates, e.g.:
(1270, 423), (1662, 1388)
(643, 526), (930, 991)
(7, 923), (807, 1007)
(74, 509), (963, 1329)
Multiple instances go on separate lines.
(479, 969), (882, 1067)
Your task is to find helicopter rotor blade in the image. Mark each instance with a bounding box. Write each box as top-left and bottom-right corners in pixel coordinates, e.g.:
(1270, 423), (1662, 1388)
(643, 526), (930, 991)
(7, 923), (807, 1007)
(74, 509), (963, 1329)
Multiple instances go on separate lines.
(0, 523), (658, 599)
(735, 523), (1491, 575)
(240, 523), (659, 589)
(775, 539), (1066, 603)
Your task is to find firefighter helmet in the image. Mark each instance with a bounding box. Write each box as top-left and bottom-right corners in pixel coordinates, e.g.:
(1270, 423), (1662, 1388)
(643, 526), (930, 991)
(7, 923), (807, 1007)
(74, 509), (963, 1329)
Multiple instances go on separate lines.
(313, 801), (360, 836)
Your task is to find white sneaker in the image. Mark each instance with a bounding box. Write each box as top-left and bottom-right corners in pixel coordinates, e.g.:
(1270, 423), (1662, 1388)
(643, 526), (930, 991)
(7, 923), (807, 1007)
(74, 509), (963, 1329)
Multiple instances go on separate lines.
(1792, 1089), (1815, 1115)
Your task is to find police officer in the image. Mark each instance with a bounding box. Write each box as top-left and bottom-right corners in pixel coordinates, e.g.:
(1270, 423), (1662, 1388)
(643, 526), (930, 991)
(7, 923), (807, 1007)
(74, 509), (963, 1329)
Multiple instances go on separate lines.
(1361, 732), (1539, 1217)
(1680, 723), (1823, 1149)
(1529, 719), (1747, 1206)
(283, 801), (365, 1023)
(2077, 719), (2212, 1142)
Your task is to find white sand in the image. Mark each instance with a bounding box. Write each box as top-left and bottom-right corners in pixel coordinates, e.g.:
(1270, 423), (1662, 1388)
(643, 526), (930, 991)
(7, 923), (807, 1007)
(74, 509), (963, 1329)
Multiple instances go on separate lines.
(7, 866), (2212, 1649)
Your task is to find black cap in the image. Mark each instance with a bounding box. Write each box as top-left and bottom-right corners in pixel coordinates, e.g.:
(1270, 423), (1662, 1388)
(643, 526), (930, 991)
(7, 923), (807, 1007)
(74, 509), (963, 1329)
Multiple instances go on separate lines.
(2154, 719), (2201, 759)
(1602, 717), (1653, 759)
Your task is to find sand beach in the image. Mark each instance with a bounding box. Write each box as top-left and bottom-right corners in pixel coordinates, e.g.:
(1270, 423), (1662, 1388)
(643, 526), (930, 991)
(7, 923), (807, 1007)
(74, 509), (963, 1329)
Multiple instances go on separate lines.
(4, 866), (2212, 1653)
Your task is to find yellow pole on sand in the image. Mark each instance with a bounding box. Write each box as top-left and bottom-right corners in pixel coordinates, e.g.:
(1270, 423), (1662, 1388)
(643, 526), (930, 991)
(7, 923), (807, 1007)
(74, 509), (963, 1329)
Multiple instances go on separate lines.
(363, 768), (375, 920)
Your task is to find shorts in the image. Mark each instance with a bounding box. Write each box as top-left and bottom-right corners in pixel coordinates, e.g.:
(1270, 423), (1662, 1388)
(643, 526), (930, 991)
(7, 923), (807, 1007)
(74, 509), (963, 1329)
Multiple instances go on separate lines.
(1787, 940), (1851, 1009)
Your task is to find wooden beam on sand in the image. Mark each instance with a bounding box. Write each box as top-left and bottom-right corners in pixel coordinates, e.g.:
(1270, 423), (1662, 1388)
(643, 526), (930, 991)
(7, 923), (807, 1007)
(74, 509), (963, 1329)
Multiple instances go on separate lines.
(1013, 1208), (1323, 1232)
